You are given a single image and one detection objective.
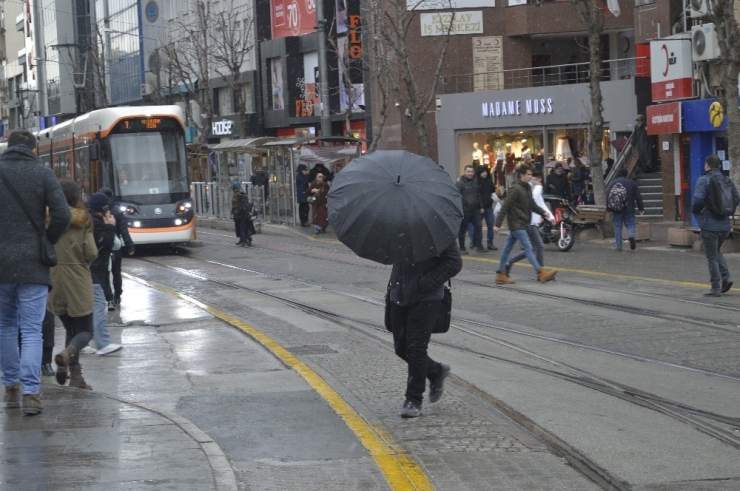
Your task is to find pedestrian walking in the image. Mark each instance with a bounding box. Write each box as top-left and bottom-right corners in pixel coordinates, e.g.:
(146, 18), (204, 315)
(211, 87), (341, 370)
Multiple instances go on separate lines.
(296, 164), (311, 227)
(606, 169), (644, 251)
(388, 242), (462, 418)
(235, 192), (256, 246)
(571, 158), (588, 205)
(691, 155), (740, 297)
(99, 187), (135, 310)
(41, 310), (56, 376)
(503, 171), (547, 276)
(309, 172), (330, 234)
(494, 163), (557, 284)
(87, 193), (123, 357)
(250, 166), (270, 200)
(477, 165), (498, 250)
(49, 180), (98, 390)
(231, 181), (245, 243)
(456, 165), (487, 254)
(0, 129), (71, 415)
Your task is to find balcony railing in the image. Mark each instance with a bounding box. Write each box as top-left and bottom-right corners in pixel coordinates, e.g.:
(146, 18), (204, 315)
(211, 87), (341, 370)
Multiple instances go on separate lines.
(438, 57), (647, 95)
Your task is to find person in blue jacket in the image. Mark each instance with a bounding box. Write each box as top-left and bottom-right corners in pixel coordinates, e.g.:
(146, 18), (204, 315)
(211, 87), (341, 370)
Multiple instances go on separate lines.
(691, 155), (740, 296)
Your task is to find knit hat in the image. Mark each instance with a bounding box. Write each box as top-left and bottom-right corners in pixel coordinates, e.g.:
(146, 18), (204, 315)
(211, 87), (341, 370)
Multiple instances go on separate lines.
(232, 182), (242, 190)
(554, 162), (563, 169)
(88, 192), (109, 212)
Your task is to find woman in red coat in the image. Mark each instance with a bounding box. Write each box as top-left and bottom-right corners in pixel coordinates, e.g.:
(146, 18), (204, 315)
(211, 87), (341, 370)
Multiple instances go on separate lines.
(308, 173), (330, 234)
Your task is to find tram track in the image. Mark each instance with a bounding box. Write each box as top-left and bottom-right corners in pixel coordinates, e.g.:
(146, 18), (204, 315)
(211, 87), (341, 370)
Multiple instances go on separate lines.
(131, 252), (740, 491)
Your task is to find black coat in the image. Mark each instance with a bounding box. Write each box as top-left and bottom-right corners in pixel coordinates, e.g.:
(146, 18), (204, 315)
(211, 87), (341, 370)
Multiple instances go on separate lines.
(296, 165), (310, 204)
(456, 175), (481, 211)
(475, 166), (495, 209)
(606, 177), (644, 215)
(389, 243), (463, 307)
(250, 171), (269, 198)
(0, 145), (70, 287)
(309, 165), (334, 183)
(88, 211), (116, 285)
(546, 171), (571, 200)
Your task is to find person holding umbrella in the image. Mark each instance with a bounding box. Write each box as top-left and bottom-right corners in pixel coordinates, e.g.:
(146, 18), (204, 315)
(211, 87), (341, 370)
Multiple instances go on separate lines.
(327, 150), (465, 418)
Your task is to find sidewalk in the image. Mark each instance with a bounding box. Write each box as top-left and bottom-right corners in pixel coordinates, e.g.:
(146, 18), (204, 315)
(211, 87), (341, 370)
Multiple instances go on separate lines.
(0, 281), (236, 491)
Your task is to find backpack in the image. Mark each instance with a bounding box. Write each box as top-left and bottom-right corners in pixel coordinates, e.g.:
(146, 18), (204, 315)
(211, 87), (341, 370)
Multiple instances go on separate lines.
(607, 182), (628, 212)
(706, 174), (736, 218)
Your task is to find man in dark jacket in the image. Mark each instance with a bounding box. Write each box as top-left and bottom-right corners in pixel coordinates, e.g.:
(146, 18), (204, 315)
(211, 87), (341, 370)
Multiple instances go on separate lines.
(606, 169), (644, 252)
(388, 242), (462, 418)
(545, 162), (571, 204)
(0, 129), (70, 415)
(308, 163), (334, 183)
(250, 166), (269, 199)
(691, 155), (740, 296)
(494, 164), (557, 285)
(99, 187), (135, 309)
(87, 193), (123, 357)
(296, 164), (311, 227)
(476, 165), (497, 250)
(456, 165), (487, 254)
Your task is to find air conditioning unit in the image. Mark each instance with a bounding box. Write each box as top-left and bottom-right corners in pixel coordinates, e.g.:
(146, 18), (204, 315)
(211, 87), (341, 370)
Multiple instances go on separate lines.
(689, 0), (708, 18)
(140, 83), (153, 96)
(692, 23), (720, 61)
(0, 95), (7, 103)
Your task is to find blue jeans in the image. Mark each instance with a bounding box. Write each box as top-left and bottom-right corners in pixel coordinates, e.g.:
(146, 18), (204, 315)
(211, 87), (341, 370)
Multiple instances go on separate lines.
(508, 224), (544, 268)
(498, 229), (541, 273)
(93, 284), (113, 349)
(612, 213), (636, 249)
(467, 208), (494, 247)
(700, 230), (730, 290)
(0, 284), (47, 394)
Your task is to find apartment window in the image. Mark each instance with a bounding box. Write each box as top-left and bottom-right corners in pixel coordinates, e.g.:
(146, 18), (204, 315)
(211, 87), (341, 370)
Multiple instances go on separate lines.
(219, 86), (234, 115)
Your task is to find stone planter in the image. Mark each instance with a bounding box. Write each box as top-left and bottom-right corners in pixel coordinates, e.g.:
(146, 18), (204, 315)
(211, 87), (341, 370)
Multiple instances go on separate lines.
(668, 227), (695, 247)
(623, 222), (652, 241)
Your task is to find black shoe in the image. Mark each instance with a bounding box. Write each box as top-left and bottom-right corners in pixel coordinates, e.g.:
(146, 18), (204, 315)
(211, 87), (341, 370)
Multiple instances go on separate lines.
(401, 400), (422, 418)
(236, 241), (244, 245)
(629, 237), (636, 250)
(113, 296), (121, 308)
(429, 364), (450, 403)
(487, 245), (497, 251)
(476, 247), (489, 254)
(107, 301), (116, 311)
(41, 363), (54, 377)
(460, 248), (469, 255)
(246, 240), (253, 247)
(615, 247), (622, 252)
(703, 289), (722, 297)
(721, 280), (733, 293)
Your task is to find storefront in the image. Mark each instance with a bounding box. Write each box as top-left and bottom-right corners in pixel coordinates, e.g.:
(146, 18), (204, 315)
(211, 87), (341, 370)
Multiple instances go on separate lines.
(436, 80), (639, 183)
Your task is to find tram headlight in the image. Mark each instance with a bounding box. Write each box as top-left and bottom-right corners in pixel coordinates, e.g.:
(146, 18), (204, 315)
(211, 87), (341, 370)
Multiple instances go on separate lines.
(176, 200), (193, 215)
(174, 219), (183, 226)
(132, 221), (142, 228)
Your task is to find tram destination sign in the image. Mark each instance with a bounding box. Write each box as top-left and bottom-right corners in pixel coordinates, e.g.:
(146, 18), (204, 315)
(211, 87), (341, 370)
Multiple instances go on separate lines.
(114, 118), (182, 133)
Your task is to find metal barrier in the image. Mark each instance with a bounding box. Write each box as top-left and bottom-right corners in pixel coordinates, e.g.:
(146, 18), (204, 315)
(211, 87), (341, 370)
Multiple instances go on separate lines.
(190, 182), (266, 222)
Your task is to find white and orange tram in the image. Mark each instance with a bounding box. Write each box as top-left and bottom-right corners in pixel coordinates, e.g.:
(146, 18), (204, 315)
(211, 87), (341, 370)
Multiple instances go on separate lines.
(32, 105), (195, 245)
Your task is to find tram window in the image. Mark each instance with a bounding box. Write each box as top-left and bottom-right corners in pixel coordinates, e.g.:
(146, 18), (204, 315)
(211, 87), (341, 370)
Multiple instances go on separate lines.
(76, 146), (91, 199)
(109, 132), (187, 196)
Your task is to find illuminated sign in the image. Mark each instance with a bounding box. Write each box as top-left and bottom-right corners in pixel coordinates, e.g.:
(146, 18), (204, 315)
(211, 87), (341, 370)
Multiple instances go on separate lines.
(114, 118), (181, 133)
(212, 120), (234, 136)
(482, 98), (553, 117)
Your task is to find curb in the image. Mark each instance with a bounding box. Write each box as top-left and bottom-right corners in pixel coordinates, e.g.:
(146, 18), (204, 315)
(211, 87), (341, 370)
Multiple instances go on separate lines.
(56, 387), (238, 491)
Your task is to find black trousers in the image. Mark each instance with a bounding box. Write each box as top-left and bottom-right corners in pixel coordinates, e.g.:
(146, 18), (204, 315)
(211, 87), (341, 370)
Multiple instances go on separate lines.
(298, 203), (310, 224)
(111, 249), (123, 298)
(458, 208), (482, 249)
(238, 217), (255, 243)
(390, 300), (443, 405)
(58, 313), (94, 358)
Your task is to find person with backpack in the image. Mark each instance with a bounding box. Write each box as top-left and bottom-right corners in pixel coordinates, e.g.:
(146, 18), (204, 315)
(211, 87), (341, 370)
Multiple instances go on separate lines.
(606, 169), (644, 251)
(691, 155), (740, 297)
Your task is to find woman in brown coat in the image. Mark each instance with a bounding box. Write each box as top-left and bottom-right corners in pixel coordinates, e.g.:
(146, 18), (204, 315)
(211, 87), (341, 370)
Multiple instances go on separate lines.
(308, 172), (330, 234)
(47, 180), (98, 390)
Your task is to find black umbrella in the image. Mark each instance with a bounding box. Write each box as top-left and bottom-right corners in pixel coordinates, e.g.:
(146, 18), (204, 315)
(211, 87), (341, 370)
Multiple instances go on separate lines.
(328, 150), (463, 265)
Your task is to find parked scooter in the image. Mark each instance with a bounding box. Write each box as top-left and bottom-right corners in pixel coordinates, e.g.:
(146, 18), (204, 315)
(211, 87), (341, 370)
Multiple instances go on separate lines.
(540, 195), (577, 252)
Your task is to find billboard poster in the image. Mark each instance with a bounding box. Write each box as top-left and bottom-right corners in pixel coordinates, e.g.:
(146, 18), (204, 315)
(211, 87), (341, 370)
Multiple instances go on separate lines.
(272, 0), (317, 38)
(270, 58), (285, 110)
(338, 36), (364, 111)
(650, 37), (693, 102)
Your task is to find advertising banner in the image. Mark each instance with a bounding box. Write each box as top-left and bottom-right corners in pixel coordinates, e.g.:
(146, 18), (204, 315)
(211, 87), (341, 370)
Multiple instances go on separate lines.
(272, 0), (317, 38)
(650, 36), (693, 102)
(646, 103), (681, 135)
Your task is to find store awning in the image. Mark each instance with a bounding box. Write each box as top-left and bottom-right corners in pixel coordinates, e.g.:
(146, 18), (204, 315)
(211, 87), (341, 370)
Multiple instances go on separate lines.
(211, 137), (279, 153)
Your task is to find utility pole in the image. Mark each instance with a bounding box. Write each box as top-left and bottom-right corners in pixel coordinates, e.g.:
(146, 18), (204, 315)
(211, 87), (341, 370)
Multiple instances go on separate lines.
(32, 0), (48, 121)
(315, 0), (332, 138)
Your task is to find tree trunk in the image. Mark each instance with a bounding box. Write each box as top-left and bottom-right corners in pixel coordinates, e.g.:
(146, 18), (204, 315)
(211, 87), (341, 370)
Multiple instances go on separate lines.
(586, 27), (606, 207)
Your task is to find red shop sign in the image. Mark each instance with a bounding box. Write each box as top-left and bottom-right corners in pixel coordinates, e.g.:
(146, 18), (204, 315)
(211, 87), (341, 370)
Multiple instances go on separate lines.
(646, 102), (681, 135)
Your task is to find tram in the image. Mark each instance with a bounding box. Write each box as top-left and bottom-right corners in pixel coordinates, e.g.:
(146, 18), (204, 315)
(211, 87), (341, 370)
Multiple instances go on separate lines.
(35, 106), (195, 245)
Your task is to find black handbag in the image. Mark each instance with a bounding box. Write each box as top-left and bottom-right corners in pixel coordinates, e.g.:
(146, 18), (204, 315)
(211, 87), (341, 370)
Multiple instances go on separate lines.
(433, 281), (452, 334)
(0, 169), (58, 267)
(384, 280), (452, 334)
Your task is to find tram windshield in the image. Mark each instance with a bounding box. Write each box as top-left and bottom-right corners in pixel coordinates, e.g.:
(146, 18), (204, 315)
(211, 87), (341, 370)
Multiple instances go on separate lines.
(110, 131), (188, 203)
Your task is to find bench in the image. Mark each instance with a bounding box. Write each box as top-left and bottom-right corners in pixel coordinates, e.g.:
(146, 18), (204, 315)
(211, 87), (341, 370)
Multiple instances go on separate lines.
(573, 205), (607, 225)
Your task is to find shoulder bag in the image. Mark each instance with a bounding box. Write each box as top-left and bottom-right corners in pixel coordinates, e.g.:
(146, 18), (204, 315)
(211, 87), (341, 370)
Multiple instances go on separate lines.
(384, 280), (452, 334)
(0, 169), (58, 267)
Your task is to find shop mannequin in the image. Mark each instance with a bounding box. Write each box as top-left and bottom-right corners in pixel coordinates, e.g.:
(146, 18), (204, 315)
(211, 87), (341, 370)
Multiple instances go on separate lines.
(472, 142), (483, 165)
(504, 143), (516, 189)
(494, 142), (505, 187)
(521, 141), (532, 163)
(483, 144), (492, 167)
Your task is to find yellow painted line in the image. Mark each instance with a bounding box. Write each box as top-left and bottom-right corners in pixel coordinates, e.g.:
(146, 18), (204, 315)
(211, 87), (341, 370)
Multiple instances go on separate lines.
(462, 255), (709, 289)
(122, 272), (435, 491)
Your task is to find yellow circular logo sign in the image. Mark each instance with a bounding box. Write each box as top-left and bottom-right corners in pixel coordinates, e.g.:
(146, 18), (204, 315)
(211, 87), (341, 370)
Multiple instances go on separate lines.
(709, 101), (724, 128)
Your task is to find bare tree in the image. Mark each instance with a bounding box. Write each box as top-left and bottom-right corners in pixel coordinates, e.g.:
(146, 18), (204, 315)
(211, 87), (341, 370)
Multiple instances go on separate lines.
(209, 2), (255, 139)
(366, 0), (454, 157)
(568, 0), (608, 208)
(705, 0), (740, 191)
(160, 1), (215, 143)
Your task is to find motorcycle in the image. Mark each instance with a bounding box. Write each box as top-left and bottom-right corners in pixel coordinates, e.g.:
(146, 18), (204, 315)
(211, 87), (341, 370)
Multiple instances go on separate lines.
(540, 195), (577, 252)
